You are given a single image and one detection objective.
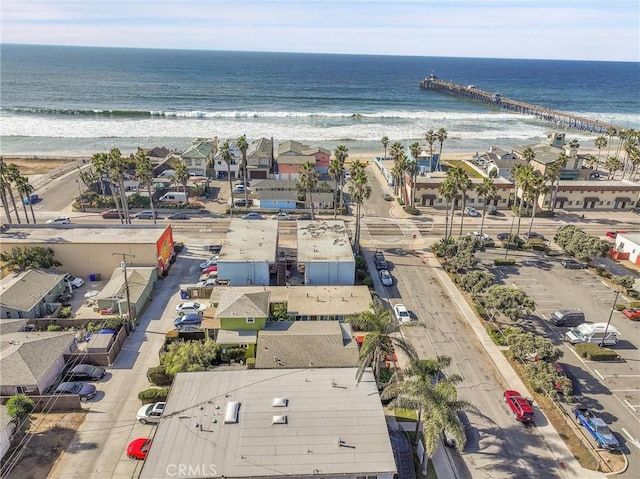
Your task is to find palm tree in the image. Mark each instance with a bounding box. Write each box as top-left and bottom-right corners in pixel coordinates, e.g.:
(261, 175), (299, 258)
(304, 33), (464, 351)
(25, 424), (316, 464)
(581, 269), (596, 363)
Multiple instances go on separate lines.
(333, 145), (348, 213)
(297, 161), (319, 220)
(174, 162), (190, 204)
(605, 126), (617, 160)
(521, 147), (536, 164)
(0, 159), (15, 223)
(107, 148), (131, 224)
(134, 151), (157, 225)
(447, 167), (472, 237)
(347, 307), (416, 387)
(381, 362), (475, 473)
(424, 130), (437, 158)
(389, 142), (406, 197)
(438, 177), (457, 240)
(436, 127), (448, 161)
(525, 172), (548, 241)
(91, 152), (109, 196)
(380, 136), (389, 159)
(405, 159), (418, 208)
(347, 161), (371, 254)
(4, 163), (22, 223)
(219, 141), (235, 214)
(236, 135), (249, 205)
(15, 176), (36, 223)
(594, 136), (607, 174)
(475, 177), (496, 236)
(605, 156), (622, 180)
(511, 163), (534, 236)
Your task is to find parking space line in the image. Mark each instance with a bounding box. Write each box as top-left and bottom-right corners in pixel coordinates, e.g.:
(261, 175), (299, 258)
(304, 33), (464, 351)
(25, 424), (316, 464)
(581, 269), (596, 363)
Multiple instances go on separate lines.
(622, 428), (639, 441)
(593, 370), (605, 381)
(624, 402), (639, 412)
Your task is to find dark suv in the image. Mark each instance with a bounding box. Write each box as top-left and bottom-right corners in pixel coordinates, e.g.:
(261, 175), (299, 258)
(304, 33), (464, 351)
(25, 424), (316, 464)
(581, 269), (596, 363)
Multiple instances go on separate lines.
(134, 210), (160, 219)
(374, 251), (388, 270)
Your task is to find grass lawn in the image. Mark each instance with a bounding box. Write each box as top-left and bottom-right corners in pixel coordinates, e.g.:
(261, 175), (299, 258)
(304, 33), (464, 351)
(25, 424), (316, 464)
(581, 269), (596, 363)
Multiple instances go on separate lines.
(442, 160), (483, 178)
(394, 408), (418, 421)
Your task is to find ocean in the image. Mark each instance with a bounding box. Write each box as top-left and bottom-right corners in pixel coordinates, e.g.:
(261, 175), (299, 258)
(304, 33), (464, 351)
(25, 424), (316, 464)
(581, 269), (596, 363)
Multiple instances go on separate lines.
(1, 44), (639, 157)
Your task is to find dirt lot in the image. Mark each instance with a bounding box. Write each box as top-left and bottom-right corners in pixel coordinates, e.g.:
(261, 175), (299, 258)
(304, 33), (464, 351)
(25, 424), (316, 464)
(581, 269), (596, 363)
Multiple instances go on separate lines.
(3, 412), (85, 479)
(2, 158), (75, 176)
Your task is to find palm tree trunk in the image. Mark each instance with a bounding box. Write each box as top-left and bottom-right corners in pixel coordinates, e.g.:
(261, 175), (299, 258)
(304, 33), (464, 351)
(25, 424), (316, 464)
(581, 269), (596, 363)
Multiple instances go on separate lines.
(309, 189), (315, 220)
(227, 164), (234, 216)
(515, 194), (525, 237)
(354, 202), (362, 254)
(28, 203), (36, 223)
(413, 406), (422, 445)
(443, 200), (449, 240)
(0, 187), (13, 223)
(458, 194), (467, 237)
(333, 178), (338, 219)
(6, 185), (21, 223)
(110, 183), (123, 224)
(20, 200), (30, 223)
(148, 185), (157, 225)
(449, 201), (456, 239)
(527, 200), (538, 239)
(479, 200), (487, 235)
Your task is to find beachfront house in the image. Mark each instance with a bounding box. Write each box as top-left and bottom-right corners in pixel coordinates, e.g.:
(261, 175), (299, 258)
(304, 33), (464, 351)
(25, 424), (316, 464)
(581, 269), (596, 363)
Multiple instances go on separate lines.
(246, 137), (274, 179)
(212, 141), (240, 180)
(180, 138), (216, 177)
(275, 140), (330, 179)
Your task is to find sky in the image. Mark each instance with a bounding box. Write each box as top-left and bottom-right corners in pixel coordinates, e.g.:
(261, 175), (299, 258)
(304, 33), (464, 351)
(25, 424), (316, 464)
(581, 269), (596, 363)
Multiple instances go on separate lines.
(1, 0), (639, 62)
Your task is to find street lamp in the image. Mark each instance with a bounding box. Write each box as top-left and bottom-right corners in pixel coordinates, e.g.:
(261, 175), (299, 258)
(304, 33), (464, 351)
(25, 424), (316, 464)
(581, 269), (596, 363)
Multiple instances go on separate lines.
(112, 253), (136, 330)
(75, 179), (82, 196)
(600, 290), (620, 348)
(504, 214), (517, 260)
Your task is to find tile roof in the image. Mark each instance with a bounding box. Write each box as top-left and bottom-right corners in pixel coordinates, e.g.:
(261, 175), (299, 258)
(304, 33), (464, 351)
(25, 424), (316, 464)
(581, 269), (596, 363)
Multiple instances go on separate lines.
(215, 291), (270, 318)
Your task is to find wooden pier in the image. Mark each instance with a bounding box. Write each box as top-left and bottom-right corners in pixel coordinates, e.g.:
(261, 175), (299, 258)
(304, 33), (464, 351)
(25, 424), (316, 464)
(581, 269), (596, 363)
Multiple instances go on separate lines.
(419, 74), (617, 134)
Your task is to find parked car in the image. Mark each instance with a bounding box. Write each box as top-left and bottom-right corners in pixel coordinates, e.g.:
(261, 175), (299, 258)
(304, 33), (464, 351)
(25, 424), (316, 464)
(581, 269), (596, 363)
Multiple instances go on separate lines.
(65, 364), (106, 381)
(393, 304), (412, 323)
(167, 212), (189, 220)
(297, 213), (312, 221)
(174, 313), (203, 329)
(199, 257), (218, 270)
(234, 199), (254, 207)
(560, 259), (587, 269)
(127, 438), (152, 460)
(379, 269), (393, 286)
(64, 274), (84, 289)
(134, 210), (160, 220)
(467, 231), (491, 241)
(486, 205), (498, 215)
(54, 381), (97, 401)
(271, 212), (293, 220)
(496, 232), (511, 241)
(46, 216), (71, 225)
(23, 194), (40, 205)
(242, 212), (263, 220)
(605, 230), (627, 239)
(383, 193), (393, 201)
(137, 402), (165, 424)
(100, 209), (123, 219)
(503, 390), (535, 423)
(199, 270), (218, 282)
(621, 308), (640, 320)
(523, 232), (546, 241)
(573, 408), (619, 450)
(195, 278), (219, 288)
(200, 265), (218, 275)
(208, 244), (222, 254)
(464, 207), (479, 217)
(373, 251), (388, 270)
(175, 301), (208, 316)
(232, 184), (248, 193)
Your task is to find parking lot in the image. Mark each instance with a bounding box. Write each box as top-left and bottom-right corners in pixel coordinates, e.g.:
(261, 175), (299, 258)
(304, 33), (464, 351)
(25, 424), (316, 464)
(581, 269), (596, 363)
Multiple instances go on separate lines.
(476, 247), (640, 452)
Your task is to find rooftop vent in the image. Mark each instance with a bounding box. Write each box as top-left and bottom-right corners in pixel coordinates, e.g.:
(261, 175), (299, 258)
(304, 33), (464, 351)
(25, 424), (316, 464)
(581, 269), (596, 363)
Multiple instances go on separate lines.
(224, 401), (240, 424)
(272, 397), (288, 407)
(272, 415), (287, 425)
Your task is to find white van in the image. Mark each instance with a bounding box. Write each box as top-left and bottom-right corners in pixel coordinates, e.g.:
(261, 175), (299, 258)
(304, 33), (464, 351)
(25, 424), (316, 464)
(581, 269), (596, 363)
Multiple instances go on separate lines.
(565, 322), (619, 346)
(159, 192), (187, 203)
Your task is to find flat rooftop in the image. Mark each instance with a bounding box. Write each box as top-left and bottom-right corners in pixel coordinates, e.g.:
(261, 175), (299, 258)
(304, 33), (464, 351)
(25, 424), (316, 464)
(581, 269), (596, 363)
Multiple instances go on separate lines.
(139, 368), (396, 478)
(297, 220), (353, 263)
(0, 224), (168, 244)
(219, 219), (278, 262)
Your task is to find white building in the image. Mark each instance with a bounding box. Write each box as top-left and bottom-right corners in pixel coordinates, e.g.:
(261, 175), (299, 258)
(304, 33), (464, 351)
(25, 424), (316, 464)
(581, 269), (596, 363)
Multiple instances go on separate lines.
(611, 233), (640, 267)
(297, 220), (355, 285)
(217, 219), (279, 286)
(139, 368), (397, 479)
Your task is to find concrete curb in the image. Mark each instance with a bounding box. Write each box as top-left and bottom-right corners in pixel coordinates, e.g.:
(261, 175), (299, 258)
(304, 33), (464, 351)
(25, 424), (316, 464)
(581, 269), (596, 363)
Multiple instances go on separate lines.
(418, 250), (608, 479)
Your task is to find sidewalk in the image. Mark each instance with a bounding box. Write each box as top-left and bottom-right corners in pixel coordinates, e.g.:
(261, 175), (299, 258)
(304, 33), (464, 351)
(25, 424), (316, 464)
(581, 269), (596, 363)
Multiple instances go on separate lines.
(415, 250), (607, 479)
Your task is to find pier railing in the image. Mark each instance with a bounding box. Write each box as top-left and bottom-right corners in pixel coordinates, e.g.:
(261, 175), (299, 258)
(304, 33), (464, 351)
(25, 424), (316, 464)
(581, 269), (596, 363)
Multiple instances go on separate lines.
(419, 76), (617, 134)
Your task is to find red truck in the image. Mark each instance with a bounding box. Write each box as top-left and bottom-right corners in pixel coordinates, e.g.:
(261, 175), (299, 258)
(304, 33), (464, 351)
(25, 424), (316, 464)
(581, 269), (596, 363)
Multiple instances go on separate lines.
(503, 390), (535, 423)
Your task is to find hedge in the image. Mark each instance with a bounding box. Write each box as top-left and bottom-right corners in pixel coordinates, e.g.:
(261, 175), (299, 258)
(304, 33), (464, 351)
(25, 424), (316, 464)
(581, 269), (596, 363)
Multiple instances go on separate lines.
(574, 343), (620, 361)
(138, 387), (170, 404)
(246, 358), (256, 369)
(494, 258), (516, 266)
(147, 366), (173, 386)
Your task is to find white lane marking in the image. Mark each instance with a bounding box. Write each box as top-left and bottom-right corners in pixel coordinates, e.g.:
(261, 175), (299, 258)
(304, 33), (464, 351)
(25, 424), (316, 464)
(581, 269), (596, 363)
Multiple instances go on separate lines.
(624, 400), (638, 412)
(594, 370), (605, 381)
(621, 428), (640, 450)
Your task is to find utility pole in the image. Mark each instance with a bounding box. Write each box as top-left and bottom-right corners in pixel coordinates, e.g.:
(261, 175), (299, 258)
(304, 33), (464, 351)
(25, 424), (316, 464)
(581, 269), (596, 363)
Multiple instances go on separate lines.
(112, 253), (136, 330)
(600, 290), (620, 348)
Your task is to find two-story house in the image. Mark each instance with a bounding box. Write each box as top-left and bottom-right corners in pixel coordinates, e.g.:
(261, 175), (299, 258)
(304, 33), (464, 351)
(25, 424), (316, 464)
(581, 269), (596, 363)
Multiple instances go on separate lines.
(180, 138), (216, 177)
(246, 137), (274, 179)
(0, 269), (67, 320)
(276, 140), (330, 179)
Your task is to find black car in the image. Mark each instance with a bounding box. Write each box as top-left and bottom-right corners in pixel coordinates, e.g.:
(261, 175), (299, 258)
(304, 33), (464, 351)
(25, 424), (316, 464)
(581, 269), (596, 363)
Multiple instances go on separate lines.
(134, 210), (160, 219)
(233, 199), (253, 207)
(496, 232), (510, 241)
(298, 213), (313, 220)
(561, 259), (586, 269)
(65, 364), (106, 381)
(167, 212), (189, 220)
(54, 381), (97, 401)
(374, 252), (388, 270)
(523, 232), (546, 241)
(208, 244), (222, 254)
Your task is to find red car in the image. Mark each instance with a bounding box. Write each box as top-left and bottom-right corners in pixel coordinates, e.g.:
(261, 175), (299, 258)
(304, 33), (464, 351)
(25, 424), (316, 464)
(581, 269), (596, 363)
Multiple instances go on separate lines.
(201, 265), (218, 275)
(101, 209), (123, 219)
(605, 230), (628, 239)
(622, 308), (640, 320)
(127, 438), (152, 460)
(503, 390), (535, 423)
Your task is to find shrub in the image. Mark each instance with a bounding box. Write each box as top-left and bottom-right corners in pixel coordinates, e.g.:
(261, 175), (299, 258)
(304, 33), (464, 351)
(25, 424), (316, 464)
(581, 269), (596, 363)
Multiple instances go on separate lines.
(355, 269), (367, 280)
(493, 258), (516, 266)
(147, 366), (173, 386)
(378, 368), (394, 385)
(614, 303), (627, 311)
(47, 324), (63, 331)
(630, 300), (640, 308)
(59, 306), (72, 318)
(574, 343), (620, 361)
(138, 387), (170, 404)
(403, 206), (419, 215)
(6, 394), (35, 420)
(355, 255), (366, 269)
(486, 323), (507, 346)
(362, 275), (373, 287)
(245, 344), (256, 360)
(246, 358), (256, 369)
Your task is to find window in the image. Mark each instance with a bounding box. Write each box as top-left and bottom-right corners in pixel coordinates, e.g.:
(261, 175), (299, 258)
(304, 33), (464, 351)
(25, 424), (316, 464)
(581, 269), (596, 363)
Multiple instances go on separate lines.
(195, 159), (202, 166)
(246, 318), (255, 324)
